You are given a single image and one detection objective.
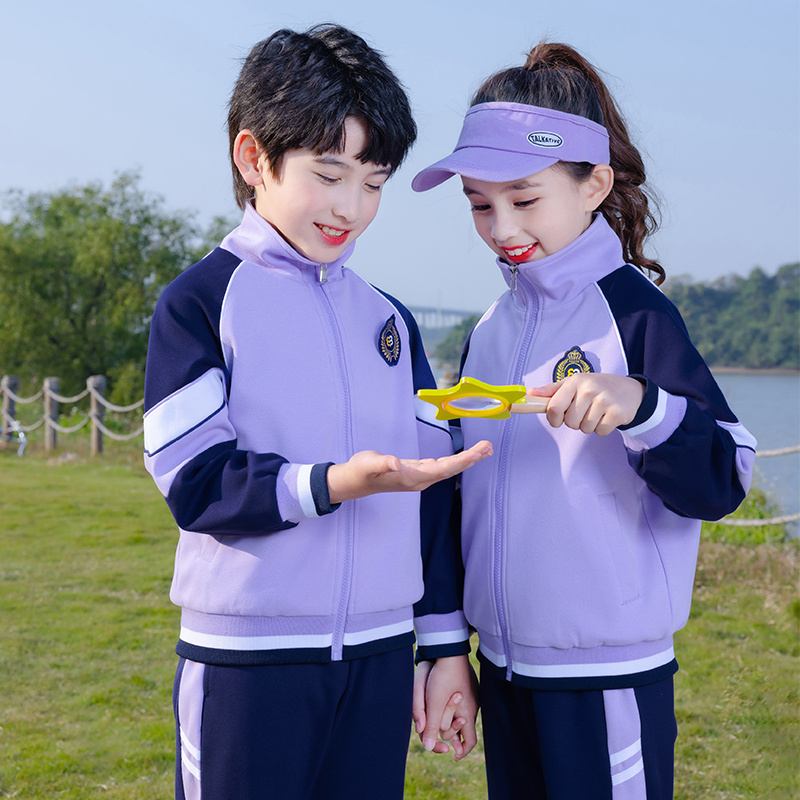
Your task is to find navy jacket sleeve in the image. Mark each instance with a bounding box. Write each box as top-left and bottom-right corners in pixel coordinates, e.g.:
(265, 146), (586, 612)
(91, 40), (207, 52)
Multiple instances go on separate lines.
(143, 249), (312, 535)
(599, 267), (757, 520)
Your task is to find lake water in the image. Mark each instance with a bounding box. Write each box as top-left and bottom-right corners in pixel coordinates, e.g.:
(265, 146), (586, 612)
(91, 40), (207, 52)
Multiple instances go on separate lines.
(713, 371), (799, 534)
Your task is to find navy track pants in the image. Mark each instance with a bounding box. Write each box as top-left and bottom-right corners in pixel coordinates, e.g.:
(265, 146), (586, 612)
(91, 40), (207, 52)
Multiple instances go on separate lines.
(480, 668), (677, 799)
(173, 647), (414, 800)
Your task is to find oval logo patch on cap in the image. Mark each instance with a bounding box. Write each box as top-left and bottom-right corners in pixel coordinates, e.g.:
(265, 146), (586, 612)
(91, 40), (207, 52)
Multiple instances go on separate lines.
(527, 131), (563, 148)
(378, 315), (401, 366)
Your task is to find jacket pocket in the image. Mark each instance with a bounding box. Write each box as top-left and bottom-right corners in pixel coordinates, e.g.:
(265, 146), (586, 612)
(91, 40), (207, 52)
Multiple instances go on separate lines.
(598, 492), (641, 605)
(199, 534), (221, 563)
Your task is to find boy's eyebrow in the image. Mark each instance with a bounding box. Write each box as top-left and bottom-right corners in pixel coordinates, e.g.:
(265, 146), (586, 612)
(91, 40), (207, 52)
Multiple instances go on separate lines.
(463, 179), (542, 196)
(314, 154), (392, 176)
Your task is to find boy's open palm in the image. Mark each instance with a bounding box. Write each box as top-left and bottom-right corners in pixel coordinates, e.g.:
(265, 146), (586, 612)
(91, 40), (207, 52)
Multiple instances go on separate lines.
(327, 441), (492, 504)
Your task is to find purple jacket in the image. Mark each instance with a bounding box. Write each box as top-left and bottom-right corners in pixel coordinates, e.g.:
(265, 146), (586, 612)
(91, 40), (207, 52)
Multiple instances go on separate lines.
(144, 204), (469, 665)
(459, 215), (756, 689)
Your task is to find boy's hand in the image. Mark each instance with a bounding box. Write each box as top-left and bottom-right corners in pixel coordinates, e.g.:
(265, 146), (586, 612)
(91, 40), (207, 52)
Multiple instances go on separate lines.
(527, 374), (645, 436)
(327, 441), (492, 505)
(412, 656), (479, 761)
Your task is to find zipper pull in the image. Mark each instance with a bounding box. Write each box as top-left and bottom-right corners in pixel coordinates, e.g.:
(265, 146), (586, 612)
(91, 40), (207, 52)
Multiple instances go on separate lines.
(510, 266), (518, 292)
(320, 265), (328, 284)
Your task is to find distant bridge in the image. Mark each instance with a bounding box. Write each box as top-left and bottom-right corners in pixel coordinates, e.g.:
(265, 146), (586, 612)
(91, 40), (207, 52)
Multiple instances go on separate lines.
(407, 306), (478, 329)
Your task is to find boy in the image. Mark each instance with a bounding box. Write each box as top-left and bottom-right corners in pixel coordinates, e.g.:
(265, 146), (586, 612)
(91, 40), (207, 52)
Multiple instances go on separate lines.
(143, 24), (488, 800)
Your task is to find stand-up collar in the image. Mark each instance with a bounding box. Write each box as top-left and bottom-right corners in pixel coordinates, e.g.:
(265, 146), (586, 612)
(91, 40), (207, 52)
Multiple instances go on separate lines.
(497, 214), (625, 304)
(221, 201), (355, 280)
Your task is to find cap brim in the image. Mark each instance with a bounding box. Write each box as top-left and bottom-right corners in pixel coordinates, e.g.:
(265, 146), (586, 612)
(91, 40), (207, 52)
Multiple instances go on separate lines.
(412, 148), (560, 192)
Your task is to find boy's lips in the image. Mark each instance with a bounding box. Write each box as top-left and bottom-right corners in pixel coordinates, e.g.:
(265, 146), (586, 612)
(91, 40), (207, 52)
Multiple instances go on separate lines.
(501, 243), (538, 263)
(316, 223), (350, 246)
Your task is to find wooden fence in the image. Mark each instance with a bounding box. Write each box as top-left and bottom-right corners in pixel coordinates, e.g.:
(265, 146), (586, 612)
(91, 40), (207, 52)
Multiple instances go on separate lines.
(1, 375), (143, 456)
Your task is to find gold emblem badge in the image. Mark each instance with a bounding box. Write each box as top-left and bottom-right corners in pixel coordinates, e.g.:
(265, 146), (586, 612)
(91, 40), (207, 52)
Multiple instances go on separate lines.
(553, 346), (595, 382)
(378, 315), (401, 366)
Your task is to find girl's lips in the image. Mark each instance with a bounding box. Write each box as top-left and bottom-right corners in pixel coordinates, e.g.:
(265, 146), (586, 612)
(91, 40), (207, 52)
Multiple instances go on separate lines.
(501, 243), (538, 263)
(316, 224), (350, 246)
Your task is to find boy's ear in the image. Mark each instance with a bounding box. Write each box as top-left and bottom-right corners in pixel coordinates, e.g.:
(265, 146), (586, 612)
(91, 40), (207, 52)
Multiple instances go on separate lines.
(583, 164), (614, 212)
(233, 130), (266, 187)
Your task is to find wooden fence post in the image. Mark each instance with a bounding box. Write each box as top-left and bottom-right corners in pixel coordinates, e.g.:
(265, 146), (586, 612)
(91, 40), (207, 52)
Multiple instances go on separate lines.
(43, 377), (59, 451)
(88, 375), (106, 456)
(2, 375), (18, 437)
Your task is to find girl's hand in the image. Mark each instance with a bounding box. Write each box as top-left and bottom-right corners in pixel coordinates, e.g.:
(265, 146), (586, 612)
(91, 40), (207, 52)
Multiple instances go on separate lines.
(528, 374), (645, 436)
(326, 440), (493, 504)
(412, 656), (479, 761)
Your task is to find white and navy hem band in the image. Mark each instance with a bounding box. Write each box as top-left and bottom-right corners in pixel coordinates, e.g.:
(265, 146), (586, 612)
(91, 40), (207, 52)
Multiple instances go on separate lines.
(477, 644), (679, 691)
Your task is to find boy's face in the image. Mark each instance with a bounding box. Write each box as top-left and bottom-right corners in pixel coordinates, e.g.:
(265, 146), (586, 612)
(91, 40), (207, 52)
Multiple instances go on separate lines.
(252, 118), (391, 263)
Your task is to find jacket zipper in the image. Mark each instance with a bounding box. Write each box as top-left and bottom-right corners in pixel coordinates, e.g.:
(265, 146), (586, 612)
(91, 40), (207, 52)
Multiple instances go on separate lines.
(314, 264), (352, 661)
(494, 267), (538, 679)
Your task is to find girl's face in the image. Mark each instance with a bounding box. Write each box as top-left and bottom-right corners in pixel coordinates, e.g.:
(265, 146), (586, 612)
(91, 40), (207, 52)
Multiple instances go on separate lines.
(461, 165), (608, 265)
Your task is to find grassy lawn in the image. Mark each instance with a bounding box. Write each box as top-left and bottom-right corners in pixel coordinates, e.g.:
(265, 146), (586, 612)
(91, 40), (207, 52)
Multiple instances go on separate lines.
(0, 443), (797, 798)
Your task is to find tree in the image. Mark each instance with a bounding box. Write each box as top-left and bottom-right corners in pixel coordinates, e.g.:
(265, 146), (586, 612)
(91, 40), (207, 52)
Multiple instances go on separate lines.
(663, 263), (799, 369)
(0, 173), (212, 400)
(433, 314), (481, 367)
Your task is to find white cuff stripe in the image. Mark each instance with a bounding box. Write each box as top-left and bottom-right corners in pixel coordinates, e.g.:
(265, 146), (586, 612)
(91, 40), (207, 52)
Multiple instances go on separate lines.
(623, 386), (667, 438)
(296, 463), (318, 518)
(416, 627), (471, 647)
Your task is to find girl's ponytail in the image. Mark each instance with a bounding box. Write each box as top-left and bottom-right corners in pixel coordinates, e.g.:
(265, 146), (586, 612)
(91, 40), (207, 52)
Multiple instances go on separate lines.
(472, 42), (664, 284)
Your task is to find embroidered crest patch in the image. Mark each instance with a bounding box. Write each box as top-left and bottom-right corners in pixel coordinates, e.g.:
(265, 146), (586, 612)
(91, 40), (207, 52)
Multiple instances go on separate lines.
(553, 346), (595, 382)
(378, 315), (401, 366)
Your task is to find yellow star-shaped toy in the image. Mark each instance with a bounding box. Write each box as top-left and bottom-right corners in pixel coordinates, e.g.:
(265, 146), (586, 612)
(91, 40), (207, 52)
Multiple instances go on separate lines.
(418, 377), (528, 420)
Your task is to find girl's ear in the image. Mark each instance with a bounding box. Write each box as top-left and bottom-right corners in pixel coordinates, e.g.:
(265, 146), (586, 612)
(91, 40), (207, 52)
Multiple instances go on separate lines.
(233, 130), (266, 187)
(584, 164), (614, 212)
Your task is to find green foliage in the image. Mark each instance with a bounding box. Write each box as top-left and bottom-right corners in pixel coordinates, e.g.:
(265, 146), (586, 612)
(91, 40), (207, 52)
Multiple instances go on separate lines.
(664, 263), (800, 369)
(433, 314), (481, 366)
(0, 173), (214, 400)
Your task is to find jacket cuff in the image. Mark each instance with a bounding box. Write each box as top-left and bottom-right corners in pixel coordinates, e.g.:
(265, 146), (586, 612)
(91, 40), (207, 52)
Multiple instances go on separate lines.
(617, 375), (657, 431)
(415, 639), (472, 664)
(276, 462), (342, 522)
(618, 376), (687, 452)
(414, 611), (471, 662)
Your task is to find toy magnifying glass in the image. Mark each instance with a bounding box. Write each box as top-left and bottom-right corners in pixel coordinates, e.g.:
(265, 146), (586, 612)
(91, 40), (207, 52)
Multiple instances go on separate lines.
(418, 377), (548, 420)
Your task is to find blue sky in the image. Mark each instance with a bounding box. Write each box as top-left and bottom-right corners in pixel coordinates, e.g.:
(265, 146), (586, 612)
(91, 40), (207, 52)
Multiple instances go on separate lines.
(4, 0), (798, 311)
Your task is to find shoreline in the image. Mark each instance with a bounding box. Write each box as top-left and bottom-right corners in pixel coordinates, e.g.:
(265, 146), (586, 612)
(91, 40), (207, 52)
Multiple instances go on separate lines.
(710, 366), (800, 375)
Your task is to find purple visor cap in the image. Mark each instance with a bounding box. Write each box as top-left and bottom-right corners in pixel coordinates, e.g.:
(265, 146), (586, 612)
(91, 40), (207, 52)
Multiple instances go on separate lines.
(412, 102), (610, 192)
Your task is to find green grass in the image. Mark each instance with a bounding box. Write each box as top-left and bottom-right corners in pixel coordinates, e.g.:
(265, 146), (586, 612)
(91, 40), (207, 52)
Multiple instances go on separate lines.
(1, 442), (797, 798)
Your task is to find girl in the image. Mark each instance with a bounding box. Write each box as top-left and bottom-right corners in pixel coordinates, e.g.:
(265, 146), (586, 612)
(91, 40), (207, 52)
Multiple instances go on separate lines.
(412, 42), (756, 799)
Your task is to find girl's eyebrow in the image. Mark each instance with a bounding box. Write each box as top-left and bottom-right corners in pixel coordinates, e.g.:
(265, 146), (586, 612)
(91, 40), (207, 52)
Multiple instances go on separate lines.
(463, 179), (542, 197)
(313, 155), (392, 176)
(504, 179), (541, 192)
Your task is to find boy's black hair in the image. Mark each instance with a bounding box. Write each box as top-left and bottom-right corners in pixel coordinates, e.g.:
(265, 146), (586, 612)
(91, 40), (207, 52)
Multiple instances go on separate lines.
(228, 24), (417, 208)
